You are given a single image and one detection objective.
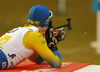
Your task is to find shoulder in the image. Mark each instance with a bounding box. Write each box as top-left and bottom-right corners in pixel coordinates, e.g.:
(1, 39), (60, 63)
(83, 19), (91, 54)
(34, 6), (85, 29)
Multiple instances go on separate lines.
(25, 30), (42, 39)
(28, 26), (39, 31)
(21, 25), (39, 32)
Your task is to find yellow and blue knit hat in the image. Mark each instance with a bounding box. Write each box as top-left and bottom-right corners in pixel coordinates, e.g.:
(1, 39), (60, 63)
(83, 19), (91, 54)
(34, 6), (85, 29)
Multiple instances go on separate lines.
(27, 5), (53, 27)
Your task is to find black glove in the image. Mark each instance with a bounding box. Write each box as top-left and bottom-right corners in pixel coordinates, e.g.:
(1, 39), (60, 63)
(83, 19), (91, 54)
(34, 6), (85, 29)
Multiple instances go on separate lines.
(45, 27), (58, 51)
(45, 27), (56, 46)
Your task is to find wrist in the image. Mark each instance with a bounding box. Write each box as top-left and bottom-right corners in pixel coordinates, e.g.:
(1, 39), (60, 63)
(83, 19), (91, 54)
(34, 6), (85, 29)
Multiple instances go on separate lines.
(49, 47), (58, 52)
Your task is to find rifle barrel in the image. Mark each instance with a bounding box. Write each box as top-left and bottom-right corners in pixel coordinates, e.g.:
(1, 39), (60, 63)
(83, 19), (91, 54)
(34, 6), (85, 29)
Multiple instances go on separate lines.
(53, 24), (69, 30)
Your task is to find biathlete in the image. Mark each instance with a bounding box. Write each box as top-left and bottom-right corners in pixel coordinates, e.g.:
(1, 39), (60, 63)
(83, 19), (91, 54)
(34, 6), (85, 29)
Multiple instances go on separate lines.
(0, 5), (66, 69)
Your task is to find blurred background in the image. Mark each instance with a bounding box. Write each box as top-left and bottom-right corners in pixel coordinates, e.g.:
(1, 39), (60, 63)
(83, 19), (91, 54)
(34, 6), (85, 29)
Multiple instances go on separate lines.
(0, 0), (99, 64)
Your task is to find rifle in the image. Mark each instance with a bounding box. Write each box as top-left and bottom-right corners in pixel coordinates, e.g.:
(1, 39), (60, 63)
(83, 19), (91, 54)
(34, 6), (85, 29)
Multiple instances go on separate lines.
(48, 18), (72, 38)
(46, 18), (72, 45)
(49, 18), (72, 32)
(53, 18), (72, 30)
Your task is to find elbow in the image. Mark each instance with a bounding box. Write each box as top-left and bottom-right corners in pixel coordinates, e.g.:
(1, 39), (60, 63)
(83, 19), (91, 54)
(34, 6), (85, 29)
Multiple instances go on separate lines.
(51, 61), (62, 68)
(53, 65), (61, 68)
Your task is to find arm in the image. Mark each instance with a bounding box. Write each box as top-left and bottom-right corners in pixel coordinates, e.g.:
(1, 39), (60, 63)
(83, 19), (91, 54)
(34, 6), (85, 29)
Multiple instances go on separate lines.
(25, 31), (61, 68)
(27, 51), (44, 64)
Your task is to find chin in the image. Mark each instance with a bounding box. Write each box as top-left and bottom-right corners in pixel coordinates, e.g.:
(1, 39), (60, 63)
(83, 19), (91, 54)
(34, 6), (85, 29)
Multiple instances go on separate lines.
(40, 31), (45, 34)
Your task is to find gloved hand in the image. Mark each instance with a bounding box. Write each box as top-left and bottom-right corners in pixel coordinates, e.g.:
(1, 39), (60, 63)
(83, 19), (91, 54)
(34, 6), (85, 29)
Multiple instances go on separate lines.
(45, 27), (57, 48)
(47, 37), (57, 48)
(45, 27), (59, 54)
(46, 37), (58, 52)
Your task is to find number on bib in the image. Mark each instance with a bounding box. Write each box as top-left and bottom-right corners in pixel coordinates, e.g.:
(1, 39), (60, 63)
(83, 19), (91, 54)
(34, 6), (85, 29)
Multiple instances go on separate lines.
(0, 35), (12, 45)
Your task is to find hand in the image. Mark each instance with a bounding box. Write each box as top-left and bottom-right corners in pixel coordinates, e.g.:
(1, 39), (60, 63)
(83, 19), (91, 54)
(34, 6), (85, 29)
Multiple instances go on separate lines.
(46, 36), (58, 52)
(47, 37), (57, 48)
(45, 28), (57, 48)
